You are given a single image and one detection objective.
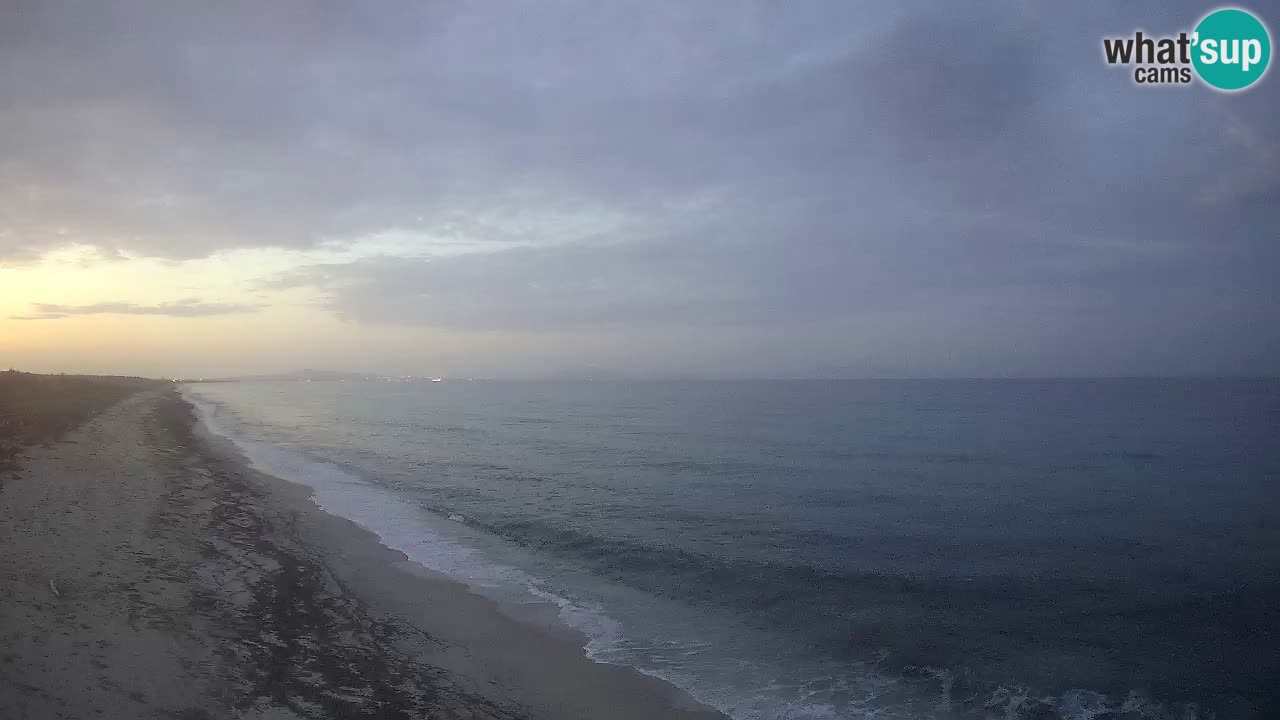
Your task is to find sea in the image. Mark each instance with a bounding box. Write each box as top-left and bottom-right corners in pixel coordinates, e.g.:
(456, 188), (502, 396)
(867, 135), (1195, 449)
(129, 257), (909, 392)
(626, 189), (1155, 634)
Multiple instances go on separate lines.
(183, 378), (1280, 720)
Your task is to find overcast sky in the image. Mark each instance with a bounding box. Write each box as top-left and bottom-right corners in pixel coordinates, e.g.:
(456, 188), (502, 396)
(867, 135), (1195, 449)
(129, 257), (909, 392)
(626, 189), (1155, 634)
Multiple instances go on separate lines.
(1, 1), (1276, 378)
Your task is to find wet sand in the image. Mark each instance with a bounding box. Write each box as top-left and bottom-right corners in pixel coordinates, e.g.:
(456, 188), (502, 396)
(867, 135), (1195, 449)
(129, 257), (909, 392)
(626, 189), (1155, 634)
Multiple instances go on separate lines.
(0, 386), (726, 719)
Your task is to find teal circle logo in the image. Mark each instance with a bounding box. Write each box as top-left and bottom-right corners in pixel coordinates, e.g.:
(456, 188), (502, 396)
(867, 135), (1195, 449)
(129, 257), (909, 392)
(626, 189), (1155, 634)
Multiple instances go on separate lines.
(1192, 8), (1271, 91)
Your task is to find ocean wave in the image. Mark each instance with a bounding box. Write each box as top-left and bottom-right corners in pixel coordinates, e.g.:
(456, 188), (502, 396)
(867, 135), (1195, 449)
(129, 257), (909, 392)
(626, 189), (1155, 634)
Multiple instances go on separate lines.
(185, 387), (632, 674)
(182, 386), (1272, 720)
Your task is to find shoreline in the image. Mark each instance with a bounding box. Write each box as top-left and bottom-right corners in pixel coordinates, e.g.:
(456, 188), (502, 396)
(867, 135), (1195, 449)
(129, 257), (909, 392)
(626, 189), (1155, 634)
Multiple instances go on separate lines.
(0, 388), (727, 719)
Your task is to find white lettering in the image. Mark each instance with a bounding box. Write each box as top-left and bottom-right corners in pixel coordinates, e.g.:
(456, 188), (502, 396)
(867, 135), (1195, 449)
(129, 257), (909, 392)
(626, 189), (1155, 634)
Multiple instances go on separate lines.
(1200, 38), (1219, 64)
(1220, 38), (1239, 65)
(1242, 39), (1262, 72)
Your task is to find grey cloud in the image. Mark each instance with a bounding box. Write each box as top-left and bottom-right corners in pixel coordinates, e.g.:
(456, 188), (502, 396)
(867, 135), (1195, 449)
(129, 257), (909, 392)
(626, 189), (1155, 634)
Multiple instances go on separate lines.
(11, 299), (262, 320)
(269, 207), (1246, 329)
(1, 0), (1277, 374)
(861, 10), (1050, 145)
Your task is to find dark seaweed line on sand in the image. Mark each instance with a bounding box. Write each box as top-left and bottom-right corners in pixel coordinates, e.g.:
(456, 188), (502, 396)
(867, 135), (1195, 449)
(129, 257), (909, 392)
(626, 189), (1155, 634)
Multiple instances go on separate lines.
(153, 390), (529, 720)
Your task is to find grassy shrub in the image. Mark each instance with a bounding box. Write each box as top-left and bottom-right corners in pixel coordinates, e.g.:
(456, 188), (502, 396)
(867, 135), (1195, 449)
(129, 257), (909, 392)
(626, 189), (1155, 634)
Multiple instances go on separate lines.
(0, 371), (165, 470)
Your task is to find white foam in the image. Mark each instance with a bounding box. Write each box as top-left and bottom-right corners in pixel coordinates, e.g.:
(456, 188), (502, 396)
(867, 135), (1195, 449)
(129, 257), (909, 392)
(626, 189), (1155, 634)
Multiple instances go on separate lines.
(185, 391), (906, 720)
(186, 386), (1154, 720)
(1057, 689), (1113, 720)
(525, 582), (624, 658)
(184, 387), (626, 654)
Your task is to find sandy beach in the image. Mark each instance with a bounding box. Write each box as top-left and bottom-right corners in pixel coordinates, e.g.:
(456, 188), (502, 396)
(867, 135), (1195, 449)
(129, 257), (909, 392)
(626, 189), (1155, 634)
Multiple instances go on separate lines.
(0, 383), (726, 719)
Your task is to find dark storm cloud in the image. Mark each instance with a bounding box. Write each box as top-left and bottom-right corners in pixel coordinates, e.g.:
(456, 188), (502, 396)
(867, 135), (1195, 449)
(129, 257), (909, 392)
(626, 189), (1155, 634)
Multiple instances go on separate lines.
(2, 0), (1277, 374)
(11, 299), (262, 320)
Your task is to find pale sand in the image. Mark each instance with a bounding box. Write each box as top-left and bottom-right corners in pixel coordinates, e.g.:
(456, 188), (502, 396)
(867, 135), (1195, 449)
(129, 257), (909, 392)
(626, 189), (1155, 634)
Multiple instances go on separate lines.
(0, 389), (727, 719)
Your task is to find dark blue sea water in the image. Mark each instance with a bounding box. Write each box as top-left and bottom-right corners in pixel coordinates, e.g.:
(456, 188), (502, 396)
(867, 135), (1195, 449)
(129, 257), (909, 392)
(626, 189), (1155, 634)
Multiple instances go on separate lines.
(185, 379), (1280, 720)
